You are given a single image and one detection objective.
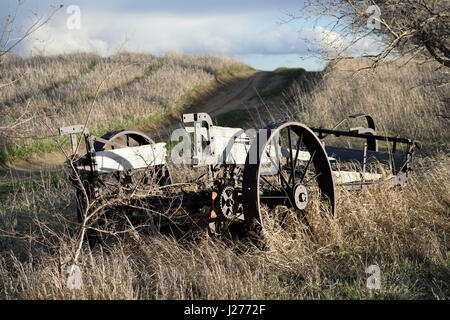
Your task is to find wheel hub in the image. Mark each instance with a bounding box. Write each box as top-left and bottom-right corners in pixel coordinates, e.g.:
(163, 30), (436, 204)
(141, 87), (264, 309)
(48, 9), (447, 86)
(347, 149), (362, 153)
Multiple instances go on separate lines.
(293, 184), (308, 210)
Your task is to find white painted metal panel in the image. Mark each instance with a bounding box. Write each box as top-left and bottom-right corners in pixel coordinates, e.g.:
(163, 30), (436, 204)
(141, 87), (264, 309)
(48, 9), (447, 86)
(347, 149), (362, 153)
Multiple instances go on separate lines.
(212, 126), (251, 165)
(94, 143), (167, 174)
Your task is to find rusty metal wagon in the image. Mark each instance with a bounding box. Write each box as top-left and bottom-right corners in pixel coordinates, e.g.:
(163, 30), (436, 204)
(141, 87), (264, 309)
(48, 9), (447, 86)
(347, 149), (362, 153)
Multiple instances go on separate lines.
(59, 112), (419, 241)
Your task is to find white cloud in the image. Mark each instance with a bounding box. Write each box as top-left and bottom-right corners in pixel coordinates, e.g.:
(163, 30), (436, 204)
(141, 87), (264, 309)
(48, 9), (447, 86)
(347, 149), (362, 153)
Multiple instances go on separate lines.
(25, 23), (108, 55)
(24, 12), (311, 57)
(24, 10), (382, 70)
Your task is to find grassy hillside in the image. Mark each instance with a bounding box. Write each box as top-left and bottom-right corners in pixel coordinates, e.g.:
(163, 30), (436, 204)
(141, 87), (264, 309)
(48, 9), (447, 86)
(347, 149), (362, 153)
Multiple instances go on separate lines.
(0, 52), (252, 163)
(0, 55), (448, 300)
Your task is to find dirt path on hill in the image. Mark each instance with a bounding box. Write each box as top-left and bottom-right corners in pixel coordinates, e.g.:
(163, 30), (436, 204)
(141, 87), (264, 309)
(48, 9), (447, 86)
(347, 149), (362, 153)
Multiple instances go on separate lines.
(202, 70), (285, 117)
(0, 151), (68, 184)
(0, 70), (291, 184)
(148, 70), (288, 140)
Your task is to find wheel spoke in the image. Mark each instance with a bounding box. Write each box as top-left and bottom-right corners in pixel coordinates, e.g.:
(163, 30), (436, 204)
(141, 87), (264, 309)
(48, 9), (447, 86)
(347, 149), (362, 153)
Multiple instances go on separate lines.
(300, 150), (315, 184)
(259, 172), (292, 207)
(260, 195), (288, 199)
(287, 127), (295, 187)
(304, 172), (322, 186)
(290, 134), (303, 186)
(279, 210), (289, 227)
(265, 150), (289, 190)
(260, 175), (279, 192)
(274, 139), (289, 189)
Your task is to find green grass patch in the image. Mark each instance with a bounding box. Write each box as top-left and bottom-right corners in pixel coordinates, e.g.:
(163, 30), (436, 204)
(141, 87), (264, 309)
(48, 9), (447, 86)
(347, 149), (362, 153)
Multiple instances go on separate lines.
(94, 112), (166, 136)
(144, 58), (164, 76)
(214, 109), (253, 127)
(216, 64), (255, 76)
(0, 137), (70, 164)
(251, 67), (307, 100)
(256, 87), (286, 99)
(0, 172), (69, 196)
(273, 66), (306, 81)
(87, 58), (101, 71)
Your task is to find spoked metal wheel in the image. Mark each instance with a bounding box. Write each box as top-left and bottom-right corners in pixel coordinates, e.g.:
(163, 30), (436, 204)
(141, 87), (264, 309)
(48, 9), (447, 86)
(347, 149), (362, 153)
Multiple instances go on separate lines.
(242, 122), (335, 241)
(94, 130), (155, 151)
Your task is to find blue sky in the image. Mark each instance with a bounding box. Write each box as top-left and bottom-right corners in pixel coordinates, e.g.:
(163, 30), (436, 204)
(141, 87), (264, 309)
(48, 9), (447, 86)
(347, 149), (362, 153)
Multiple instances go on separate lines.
(0, 0), (373, 71)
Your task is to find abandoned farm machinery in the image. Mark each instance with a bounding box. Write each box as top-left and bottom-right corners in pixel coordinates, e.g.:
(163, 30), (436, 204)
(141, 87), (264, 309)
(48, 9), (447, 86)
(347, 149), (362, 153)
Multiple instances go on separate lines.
(59, 112), (419, 240)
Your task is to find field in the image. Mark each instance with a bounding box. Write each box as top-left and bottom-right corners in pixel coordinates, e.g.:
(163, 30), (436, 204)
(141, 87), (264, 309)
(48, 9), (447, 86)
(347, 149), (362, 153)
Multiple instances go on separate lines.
(0, 53), (448, 299)
(0, 52), (252, 163)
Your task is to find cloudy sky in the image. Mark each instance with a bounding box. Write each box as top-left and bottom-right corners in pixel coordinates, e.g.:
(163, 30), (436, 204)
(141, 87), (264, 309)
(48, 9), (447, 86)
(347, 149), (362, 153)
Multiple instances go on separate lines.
(0, 0), (376, 71)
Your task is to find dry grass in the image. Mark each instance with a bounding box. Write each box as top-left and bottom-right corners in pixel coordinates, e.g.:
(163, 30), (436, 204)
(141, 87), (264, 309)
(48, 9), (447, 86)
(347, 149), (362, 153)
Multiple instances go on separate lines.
(0, 55), (448, 300)
(277, 59), (450, 153)
(0, 156), (448, 299)
(0, 52), (249, 159)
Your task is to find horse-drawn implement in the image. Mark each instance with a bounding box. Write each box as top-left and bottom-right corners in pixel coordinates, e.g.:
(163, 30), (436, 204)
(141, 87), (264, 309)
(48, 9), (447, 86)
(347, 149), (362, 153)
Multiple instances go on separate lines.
(59, 112), (419, 241)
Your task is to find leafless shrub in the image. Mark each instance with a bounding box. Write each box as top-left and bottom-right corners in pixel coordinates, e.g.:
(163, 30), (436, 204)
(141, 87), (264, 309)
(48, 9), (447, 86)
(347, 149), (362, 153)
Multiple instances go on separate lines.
(0, 1), (63, 140)
(287, 0), (450, 68)
(0, 1), (62, 62)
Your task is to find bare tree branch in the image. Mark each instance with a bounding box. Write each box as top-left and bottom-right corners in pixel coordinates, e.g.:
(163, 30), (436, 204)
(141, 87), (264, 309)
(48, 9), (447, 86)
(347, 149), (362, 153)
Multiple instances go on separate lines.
(289, 0), (450, 68)
(0, 1), (63, 61)
(0, 1), (63, 140)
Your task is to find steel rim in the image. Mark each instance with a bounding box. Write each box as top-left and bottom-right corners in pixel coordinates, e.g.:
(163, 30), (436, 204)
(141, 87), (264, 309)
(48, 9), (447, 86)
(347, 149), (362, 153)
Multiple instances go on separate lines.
(94, 130), (155, 151)
(243, 122), (335, 238)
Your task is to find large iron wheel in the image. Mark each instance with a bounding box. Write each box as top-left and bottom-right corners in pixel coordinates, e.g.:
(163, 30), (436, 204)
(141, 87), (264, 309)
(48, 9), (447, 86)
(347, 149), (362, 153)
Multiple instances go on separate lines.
(242, 122), (335, 240)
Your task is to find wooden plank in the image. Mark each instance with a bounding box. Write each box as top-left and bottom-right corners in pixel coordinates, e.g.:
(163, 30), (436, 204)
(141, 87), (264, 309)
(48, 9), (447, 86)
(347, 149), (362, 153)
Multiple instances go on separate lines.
(59, 124), (86, 135)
